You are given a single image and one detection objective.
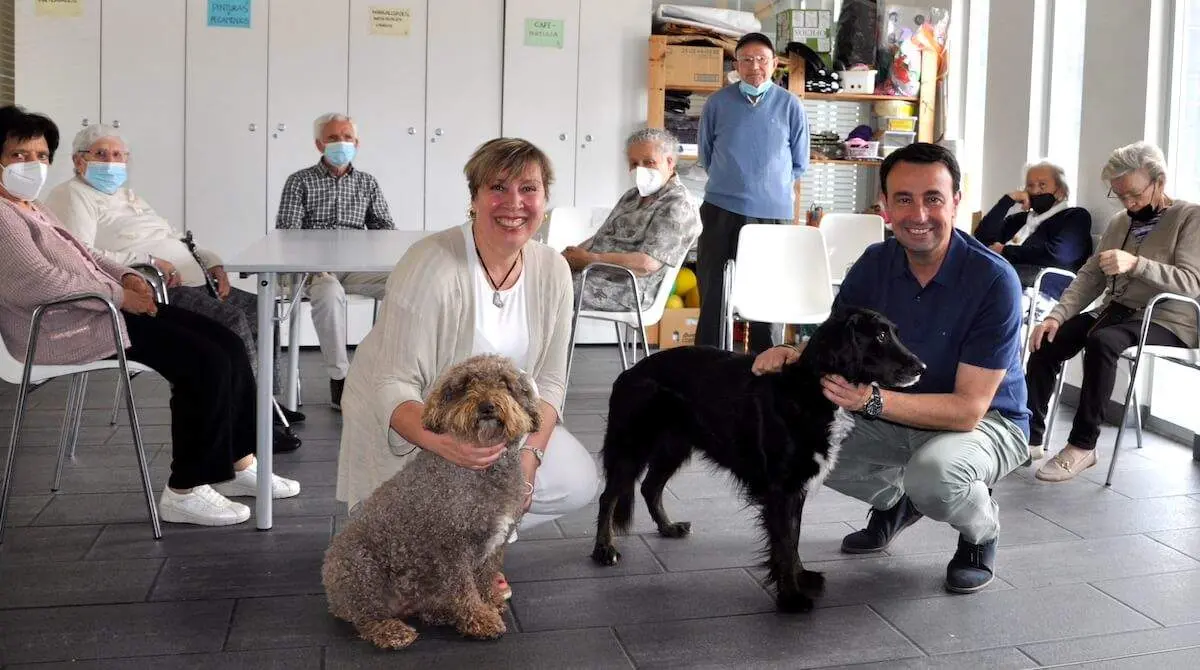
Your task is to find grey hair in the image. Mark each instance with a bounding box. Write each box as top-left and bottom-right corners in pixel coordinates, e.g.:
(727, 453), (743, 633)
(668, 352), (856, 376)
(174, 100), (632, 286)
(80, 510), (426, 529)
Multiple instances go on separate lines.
(312, 113), (358, 141)
(1024, 159), (1070, 199)
(1100, 141), (1168, 184)
(625, 127), (679, 161)
(72, 123), (125, 154)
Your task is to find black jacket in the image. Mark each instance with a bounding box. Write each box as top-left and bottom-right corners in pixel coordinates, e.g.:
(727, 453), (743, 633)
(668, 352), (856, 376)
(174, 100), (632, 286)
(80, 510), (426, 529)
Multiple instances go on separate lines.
(974, 195), (1093, 298)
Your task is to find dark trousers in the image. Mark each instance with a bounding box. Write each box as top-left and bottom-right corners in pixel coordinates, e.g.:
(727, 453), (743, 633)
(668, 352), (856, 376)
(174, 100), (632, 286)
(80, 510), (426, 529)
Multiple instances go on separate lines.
(695, 201), (786, 352)
(122, 305), (256, 489)
(1025, 311), (1183, 449)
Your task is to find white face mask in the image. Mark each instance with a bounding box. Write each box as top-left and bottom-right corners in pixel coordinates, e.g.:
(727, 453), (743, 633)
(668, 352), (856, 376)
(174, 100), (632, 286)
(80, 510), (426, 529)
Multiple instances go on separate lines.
(1, 161), (49, 202)
(630, 166), (666, 197)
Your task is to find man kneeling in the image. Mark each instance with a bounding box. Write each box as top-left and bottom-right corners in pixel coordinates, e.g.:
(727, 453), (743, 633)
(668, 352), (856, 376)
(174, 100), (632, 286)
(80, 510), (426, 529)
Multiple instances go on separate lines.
(753, 143), (1030, 593)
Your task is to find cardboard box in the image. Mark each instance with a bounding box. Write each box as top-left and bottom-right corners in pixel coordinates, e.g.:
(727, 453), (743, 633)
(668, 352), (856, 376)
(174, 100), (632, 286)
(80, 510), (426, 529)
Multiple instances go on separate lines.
(644, 323), (659, 347)
(658, 308), (699, 350)
(664, 44), (723, 89)
(776, 9), (833, 66)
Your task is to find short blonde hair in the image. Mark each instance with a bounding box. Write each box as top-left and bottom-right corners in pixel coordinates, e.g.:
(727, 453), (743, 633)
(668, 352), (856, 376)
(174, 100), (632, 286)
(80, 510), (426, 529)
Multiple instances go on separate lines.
(463, 138), (554, 201)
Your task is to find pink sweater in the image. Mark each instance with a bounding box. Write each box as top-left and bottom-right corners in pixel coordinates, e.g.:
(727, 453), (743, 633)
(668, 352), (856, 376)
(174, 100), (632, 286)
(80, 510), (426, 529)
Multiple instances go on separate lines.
(0, 198), (133, 365)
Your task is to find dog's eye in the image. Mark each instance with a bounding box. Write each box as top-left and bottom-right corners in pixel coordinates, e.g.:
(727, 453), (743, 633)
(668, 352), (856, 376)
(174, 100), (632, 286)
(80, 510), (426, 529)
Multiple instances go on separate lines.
(876, 332), (887, 344)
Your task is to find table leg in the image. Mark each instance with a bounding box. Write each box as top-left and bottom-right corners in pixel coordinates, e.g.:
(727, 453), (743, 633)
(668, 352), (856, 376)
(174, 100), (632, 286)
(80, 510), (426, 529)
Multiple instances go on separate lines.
(285, 274), (302, 411)
(256, 272), (277, 530)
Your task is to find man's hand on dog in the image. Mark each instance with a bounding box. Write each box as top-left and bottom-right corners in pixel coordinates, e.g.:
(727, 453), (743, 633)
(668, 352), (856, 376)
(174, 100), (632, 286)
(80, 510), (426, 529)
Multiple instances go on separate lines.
(751, 345), (800, 375)
(820, 375), (872, 412)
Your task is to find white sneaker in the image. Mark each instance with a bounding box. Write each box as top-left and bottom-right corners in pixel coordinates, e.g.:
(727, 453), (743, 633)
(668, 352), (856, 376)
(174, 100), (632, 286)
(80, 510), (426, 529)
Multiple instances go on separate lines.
(159, 485), (250, 526)
(211, 462), (301, 499)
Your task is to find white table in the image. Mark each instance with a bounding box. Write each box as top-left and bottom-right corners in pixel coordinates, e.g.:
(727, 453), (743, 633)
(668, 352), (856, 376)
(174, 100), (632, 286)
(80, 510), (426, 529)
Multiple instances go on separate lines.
(225, 229), (428, 529)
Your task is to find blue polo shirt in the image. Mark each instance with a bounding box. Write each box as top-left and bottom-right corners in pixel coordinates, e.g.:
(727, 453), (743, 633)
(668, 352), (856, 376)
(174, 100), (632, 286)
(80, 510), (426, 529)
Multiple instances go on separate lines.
(835, 229), (1030, 438)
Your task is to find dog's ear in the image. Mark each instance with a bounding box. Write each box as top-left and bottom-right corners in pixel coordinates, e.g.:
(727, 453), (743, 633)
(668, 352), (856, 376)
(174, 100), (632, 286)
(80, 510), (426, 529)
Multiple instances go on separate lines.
(512, 370), (543, 434)
(421, 380), (457, 434)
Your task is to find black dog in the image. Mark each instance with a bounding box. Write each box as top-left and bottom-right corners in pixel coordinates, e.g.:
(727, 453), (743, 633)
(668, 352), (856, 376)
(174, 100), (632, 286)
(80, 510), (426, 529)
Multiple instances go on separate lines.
(591, 307), (925, 612)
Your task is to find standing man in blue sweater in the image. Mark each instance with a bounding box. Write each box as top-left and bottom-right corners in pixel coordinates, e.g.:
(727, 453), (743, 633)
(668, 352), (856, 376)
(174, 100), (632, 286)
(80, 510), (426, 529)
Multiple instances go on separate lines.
(695, 32), (811, 352)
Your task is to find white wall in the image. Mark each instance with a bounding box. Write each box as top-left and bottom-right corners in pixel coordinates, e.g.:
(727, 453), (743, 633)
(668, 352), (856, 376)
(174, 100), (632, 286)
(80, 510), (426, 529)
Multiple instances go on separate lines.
(978, 0), (1036, 207)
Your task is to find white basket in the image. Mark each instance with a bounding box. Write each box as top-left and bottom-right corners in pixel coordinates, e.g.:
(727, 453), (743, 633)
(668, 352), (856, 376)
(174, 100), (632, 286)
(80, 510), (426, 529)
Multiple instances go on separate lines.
(837, 69), (876, 93)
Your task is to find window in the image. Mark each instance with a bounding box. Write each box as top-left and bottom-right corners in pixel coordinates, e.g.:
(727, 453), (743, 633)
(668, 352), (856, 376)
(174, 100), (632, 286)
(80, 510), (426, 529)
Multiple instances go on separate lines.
(1169, 0), (1200, 201)
(1045, 0), (1086, 194)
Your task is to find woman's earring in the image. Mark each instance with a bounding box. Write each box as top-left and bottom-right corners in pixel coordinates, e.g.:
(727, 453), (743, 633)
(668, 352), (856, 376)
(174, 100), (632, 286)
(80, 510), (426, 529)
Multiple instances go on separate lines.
(468, 207), (476, 222)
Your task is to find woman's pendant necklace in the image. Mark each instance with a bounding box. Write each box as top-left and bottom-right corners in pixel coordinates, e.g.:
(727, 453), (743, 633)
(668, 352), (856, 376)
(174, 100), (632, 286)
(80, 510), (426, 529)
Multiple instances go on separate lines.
(474, 234), (521, 308)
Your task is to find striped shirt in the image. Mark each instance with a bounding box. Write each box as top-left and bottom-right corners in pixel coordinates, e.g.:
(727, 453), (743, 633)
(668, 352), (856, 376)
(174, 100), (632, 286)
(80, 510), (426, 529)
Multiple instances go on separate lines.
(274, 161), (394, 230)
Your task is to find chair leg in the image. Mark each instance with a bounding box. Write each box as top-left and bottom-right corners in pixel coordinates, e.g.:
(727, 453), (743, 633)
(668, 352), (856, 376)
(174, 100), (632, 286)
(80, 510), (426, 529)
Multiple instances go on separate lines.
(0, 368), (38, 544)
(118, 361), (161, 540)
(614, 322), (630, 370)
(66, 372), (89, 461)
(1131, 383), (1144, 449)
(108, 379), (122, 425)
(633, 302), (649, 363)
(53, 373), (86, 492)
(1045, 364), (1068, 445)
(1106, 358), (1144, 487)
(272, 398), (290, 429)
(562, 295), (587, 417)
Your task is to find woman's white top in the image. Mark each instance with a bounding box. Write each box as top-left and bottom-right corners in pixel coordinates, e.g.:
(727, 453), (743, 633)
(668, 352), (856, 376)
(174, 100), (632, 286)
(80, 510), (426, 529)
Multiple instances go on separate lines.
(463, 222), (530, 370)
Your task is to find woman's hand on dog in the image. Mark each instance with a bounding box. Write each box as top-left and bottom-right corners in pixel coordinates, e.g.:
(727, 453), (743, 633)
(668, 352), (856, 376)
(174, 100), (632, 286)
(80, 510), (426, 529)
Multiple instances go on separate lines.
(1029, 318), (1060, 353)
(820, 375), (872, 411)
(752, 346), (800, 375)
(430, 435), (507, 470)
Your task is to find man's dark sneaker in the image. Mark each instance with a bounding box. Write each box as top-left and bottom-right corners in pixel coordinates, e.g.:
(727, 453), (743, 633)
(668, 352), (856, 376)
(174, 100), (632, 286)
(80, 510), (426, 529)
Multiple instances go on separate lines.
(330, 378), (345, 411)
(273, 425), (302, 454)
(273, 405), (306, 426)
(841, 495), (924, 554)
(945, 534), (997, 593)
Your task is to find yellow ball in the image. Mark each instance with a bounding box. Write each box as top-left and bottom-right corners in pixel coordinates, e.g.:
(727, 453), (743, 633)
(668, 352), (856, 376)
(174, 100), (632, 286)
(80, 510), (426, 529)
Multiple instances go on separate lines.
(666, 294), (685, 309)
(683, 286), (701, 308)
(673, 267), (697, 296)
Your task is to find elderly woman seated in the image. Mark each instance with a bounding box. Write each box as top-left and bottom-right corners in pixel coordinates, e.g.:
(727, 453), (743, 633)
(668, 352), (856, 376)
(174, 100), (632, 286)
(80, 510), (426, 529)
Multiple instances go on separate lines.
(974, 159), (1093, 303)
(1025, 142), (1200, 479)
(561, 128), (702, 312)
(0, 105), (299, 526)
(42, 124), (302, 451)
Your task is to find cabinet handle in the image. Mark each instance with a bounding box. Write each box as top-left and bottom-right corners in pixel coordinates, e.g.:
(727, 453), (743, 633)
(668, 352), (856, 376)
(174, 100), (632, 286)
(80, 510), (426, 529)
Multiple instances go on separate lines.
(276, 123), (286, 132)
(407, 127), (416, 135)
(248, 123), (257, 132)
(584, 134), (593, 142)
(81, 117), (89, 127)
(112, 120), (121, 129)
(434, 128), (443, 136)
(559, 133), (567, 141)
(430, 137), (438, 143)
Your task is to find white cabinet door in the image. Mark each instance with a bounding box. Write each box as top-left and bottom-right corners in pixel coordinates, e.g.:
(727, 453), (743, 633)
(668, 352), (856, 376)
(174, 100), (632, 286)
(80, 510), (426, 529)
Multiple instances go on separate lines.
(424, 0), (503, 231)
(347, 0), (428, 231)
(574, 0), (650, 208)
(266, 0), (350, 228)
(101, 0), (186, 231)
(502, 0), (581, 210)
(15, 0), (101, 190)
(185, 0), (268, 261)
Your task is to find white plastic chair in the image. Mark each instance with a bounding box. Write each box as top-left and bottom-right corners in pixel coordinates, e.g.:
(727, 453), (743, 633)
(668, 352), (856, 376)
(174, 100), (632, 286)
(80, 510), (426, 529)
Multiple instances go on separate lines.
(818, 213), (885, 284)
(722, 225), (834, 351)
(1104, 292), (1200, 486)
(544, 206), (611, 253)
(0, 293), (160, 543)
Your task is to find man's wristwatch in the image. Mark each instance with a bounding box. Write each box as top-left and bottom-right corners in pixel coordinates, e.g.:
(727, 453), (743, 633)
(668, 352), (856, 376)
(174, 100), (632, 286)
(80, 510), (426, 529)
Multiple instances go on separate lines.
(519, 445), (544, 465)
(860, 384), (883, 419)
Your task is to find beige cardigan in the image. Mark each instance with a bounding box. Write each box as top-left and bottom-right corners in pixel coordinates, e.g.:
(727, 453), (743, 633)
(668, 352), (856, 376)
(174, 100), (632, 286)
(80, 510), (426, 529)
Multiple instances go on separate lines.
(335, 224), (575, 508)
(1048, 200), (1200, 346)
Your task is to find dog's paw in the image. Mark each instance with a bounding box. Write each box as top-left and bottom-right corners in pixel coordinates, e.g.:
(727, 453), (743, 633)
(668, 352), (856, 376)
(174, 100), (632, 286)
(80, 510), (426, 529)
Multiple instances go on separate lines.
(357, 619), (419, 649)
(591, 542), (622, 566)
(797, 569), (826, 596)
(457, 609), (507, 640)
(658, 521), (692, 538)
(776, 589), (815, 613)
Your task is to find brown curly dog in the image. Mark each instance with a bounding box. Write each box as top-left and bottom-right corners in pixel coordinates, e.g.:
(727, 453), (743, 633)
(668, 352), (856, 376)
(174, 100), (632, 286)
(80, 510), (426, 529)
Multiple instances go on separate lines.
(321, 354), (542, 649)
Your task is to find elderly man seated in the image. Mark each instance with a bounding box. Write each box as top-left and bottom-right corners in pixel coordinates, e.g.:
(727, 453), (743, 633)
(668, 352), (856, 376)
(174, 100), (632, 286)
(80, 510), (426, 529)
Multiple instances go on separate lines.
(562, 128), (702, 312)
(974, 160), (1093, 306)
(43, 124), (303, 452)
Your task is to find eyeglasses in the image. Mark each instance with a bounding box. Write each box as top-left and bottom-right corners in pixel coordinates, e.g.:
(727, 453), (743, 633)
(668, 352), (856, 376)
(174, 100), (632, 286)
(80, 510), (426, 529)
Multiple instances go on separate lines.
(736, 56), (773, 66)
(1107, 182), (1153, 204)
(81, 148), (130, 162)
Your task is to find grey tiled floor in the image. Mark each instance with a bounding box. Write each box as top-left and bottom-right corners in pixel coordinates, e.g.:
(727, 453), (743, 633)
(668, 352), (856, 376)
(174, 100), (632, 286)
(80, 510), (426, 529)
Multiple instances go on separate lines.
(3, 347), (1200, 668)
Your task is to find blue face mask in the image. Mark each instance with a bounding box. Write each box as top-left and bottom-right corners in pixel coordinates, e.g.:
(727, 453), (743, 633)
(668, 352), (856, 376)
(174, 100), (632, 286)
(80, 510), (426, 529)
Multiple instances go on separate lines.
(738, 79), (773, 98)
(84, 162), (127, 195)
(324, 141), (356, 167)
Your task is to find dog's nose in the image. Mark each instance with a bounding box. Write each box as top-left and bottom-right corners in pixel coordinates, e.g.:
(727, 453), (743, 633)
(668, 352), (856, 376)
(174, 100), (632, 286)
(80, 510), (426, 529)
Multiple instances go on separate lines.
(478, 401), (496, 416)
